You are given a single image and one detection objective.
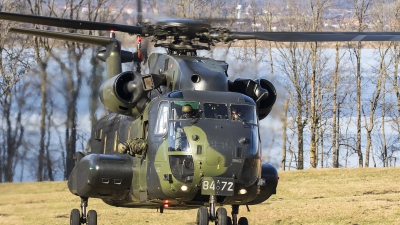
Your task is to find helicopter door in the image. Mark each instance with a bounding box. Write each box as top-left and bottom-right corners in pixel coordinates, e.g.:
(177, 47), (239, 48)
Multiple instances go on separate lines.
(149, 101), (168, 161)
(146, 101), (170, 198)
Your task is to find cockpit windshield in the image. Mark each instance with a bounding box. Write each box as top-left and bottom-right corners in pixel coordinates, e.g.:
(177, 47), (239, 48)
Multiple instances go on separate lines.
(203, 103), (228, 119)
(165, 101), (258, 154)
(171, 101), (201, 120)
(230, 105), (257, 124)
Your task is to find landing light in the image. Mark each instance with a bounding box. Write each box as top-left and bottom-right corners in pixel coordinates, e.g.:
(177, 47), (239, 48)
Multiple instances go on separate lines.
(239, 189), (247, 195)
(181, 185), (188, 191)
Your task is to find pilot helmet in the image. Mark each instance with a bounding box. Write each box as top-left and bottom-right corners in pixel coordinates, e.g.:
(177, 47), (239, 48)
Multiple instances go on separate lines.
(182, 105), (192, 113)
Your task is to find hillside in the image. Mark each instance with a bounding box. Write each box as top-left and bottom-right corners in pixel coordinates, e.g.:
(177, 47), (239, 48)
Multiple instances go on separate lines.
(0, 167), (399, 224)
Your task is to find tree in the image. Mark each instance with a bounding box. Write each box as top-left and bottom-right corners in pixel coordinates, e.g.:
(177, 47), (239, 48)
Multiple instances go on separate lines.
(277, 42), (311, 170)
(163, 0), (232, 19)
(0, 1), (34, 182)
(362, 46), (391, 167)
(348, 0), (372, 168)
(307, 0), (330, 168)
(26, 0), (56, 182)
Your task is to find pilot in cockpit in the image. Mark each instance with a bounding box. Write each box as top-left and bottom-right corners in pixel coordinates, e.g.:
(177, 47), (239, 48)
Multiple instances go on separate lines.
(180, 104), (195, 119)
(232, 109), (243, 121)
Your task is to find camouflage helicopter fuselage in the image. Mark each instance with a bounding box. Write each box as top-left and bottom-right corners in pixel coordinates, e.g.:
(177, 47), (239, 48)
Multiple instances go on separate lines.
(68, 52), (278, 209)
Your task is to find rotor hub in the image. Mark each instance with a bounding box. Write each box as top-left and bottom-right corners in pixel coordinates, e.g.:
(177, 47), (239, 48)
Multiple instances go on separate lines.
(149, 19), (213, 53)
(154, 19), (210, 39)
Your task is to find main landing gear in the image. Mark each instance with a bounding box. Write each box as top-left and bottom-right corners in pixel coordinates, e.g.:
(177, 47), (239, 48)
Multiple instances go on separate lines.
(196, 195), (249, 225)
(70, 197), (97, 225)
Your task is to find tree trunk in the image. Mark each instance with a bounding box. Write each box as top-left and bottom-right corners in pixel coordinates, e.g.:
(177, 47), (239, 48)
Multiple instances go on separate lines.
(332, 43), (340, 168)
(351, 0), (372, 168)
(309, 42), (317, 168)
(381, 74), (387, 167)
(297, 119), (304, 170)
(364, 46), (387, 167)
(37, 60), (47, 182)
(356, 41), (363, 168)
(281, 99), (289, 170)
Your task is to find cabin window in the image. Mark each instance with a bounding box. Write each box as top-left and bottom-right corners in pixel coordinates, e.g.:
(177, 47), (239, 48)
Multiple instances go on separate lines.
(203, 103), (228, 119)
(127, 125), (132, 139)
(155, 101), (168, 135)
(94, 129), (102, 141)
(164, 58), (169, 71)
(103, 135), (107, 154)
(143, 122), (149, 139)
(113, 131), (118, 152)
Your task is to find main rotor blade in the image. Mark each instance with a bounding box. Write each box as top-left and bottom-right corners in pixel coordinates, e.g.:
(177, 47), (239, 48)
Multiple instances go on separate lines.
(228, 31), (400, 42)
(0, 12), (143, 35)
(9, 27), (114, 46)
(137, 0), (142, 24)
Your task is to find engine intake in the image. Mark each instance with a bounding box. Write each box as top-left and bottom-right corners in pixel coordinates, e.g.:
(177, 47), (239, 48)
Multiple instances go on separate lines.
(99, 71), (165, 117)
(229, 78), (277, 120)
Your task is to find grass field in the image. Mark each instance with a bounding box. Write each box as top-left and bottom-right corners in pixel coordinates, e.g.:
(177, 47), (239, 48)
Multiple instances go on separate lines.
(1, 167), (400, 224)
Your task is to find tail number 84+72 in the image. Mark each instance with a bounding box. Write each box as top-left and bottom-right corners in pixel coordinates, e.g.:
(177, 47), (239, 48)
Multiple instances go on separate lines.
(201, 177), (235, 196)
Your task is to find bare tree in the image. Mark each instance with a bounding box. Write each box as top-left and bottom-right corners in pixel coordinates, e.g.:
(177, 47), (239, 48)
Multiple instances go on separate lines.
(363, 46), (391, 167)
(277, 42), (311, 170)
(162, 0), (232, 19)
(25, 0), (56, 182)
(0, 1), (35, 182)
(306, 0), (330, 168)
(332, 44), (342, 167)
(348, 0), (372, 168)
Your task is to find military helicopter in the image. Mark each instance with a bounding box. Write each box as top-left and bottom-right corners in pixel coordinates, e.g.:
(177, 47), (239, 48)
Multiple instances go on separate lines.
(2, 2), (400, 225)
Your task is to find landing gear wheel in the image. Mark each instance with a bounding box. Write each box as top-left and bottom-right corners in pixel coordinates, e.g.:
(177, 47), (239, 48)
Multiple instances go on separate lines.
(227, 216), (232, 225)
(196, 206), (209, 225)
(87, 210), (97, 225)
(70, 209), (80, 225)
(238, 217), (248, 225)
(216, 207), (228, 225)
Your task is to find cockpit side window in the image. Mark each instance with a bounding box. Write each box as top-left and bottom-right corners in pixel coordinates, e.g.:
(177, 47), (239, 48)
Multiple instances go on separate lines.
(155, 101), (168, 135)
(168, 122), (191, 152)
(230, 104), (257, 124)
(203, 103), (228, 119)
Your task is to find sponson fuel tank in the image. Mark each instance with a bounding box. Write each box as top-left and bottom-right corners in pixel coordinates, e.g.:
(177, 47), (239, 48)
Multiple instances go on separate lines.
(68, 153), (133, 201)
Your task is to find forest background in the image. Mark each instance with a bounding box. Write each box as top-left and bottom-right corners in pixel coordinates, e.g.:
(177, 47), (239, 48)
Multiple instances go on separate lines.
(1, 0), (399, 182)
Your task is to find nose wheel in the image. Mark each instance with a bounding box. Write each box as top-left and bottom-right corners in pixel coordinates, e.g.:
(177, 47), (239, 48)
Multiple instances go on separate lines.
(216, 207), (228, 224)
(70, 197), (97, 225)
(196, 196), (248, 225)
(196, 206), (209, 225)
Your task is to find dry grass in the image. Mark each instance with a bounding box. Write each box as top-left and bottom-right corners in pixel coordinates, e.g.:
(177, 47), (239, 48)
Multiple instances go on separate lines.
(1, 167), (400, 224)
